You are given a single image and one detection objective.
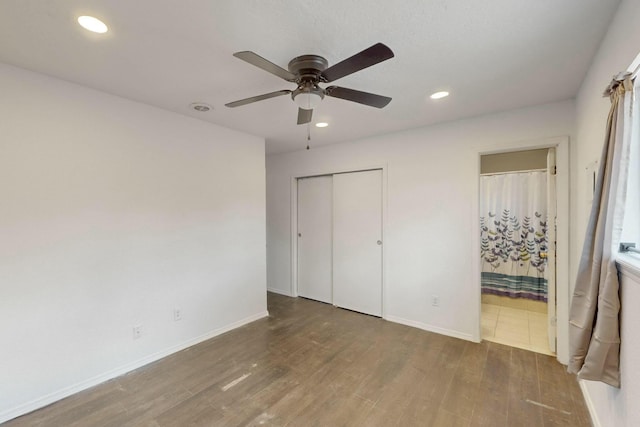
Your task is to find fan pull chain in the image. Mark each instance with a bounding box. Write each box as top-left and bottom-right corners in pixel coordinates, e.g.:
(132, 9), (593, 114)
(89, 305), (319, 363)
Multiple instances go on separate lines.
(306, 123), (311, 150)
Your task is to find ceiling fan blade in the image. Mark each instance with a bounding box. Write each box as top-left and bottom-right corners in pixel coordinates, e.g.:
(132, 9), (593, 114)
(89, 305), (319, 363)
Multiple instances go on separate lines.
(297, 108), (313, 125)
(233, 51), (296, 82)
(320, 43), (394, 83)
(325, 86), (391, 108)
(225, 90), (291, 108)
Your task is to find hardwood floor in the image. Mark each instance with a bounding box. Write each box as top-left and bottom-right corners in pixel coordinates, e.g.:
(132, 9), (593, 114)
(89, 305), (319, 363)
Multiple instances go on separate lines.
(5, 293), (591, 426)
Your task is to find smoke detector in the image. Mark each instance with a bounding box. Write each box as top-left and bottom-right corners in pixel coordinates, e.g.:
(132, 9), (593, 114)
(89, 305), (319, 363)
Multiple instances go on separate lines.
(190, 102), (212, 112)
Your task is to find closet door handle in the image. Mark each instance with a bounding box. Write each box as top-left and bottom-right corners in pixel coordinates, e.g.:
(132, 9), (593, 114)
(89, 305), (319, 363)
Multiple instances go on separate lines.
(377, 240), (382, 245)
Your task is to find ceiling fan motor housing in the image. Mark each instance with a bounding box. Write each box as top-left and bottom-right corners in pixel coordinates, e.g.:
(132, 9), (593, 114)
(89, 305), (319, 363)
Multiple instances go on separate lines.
(288, 55), (328, 105)
(287, 55), (328, 80)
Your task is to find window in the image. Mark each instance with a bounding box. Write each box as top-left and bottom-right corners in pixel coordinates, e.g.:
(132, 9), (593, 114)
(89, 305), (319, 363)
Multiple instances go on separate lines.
(619, 61), (640, 259)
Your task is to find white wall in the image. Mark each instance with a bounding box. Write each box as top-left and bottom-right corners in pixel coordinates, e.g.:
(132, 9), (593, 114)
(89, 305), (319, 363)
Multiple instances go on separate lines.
(573, 0), (640, 425)
(0, 63), (267, 422)
(267, 100), (575, 344)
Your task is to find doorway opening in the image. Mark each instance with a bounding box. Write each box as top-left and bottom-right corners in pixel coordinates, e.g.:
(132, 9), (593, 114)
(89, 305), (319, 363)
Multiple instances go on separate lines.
(479, 148), (557, 355)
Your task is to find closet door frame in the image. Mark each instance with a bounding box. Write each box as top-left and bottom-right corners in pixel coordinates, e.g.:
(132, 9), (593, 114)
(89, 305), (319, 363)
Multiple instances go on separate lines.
(290, 165), (387, 317)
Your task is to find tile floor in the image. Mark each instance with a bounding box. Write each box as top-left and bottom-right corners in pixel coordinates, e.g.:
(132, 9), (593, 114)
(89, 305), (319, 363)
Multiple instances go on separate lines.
(481, 303), (555, 356)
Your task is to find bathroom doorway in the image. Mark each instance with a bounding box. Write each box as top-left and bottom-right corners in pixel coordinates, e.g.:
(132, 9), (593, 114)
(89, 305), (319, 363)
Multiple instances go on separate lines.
(479, 148), (557, 355)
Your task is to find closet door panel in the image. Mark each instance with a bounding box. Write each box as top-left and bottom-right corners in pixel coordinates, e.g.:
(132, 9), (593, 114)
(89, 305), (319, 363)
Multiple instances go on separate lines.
(333, 170), (382, 316)
(297, 176), (333, 304)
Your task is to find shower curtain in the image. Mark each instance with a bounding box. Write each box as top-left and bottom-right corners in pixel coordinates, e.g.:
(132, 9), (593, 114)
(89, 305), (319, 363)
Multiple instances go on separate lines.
(480, 171), (548, 301)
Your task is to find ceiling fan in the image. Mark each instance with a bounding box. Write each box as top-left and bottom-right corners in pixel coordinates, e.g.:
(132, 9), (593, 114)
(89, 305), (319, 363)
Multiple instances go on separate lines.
(225, 43), (394, 125)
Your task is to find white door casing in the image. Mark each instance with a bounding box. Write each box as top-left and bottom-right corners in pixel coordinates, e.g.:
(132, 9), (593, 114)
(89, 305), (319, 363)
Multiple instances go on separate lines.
(546, 148), (557, 352)
(473, 136), (569, 363)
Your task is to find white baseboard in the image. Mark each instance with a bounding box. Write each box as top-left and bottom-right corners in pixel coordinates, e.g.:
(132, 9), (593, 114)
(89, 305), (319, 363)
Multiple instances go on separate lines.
(267, 287), (293, 297)
(385, 315), (475, 342)
(579, 380), (600, 427)
(0, 310), (269, 424)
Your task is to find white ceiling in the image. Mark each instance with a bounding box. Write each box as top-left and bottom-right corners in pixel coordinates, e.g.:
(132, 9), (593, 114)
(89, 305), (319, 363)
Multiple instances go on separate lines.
(0, 0), (620, 154)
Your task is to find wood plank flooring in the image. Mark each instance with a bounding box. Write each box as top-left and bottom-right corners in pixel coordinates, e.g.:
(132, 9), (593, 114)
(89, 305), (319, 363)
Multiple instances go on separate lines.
(5, 293), (591, 426)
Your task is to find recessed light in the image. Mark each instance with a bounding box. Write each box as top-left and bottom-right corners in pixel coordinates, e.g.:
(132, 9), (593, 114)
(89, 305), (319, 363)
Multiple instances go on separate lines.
(430, 91), (449, 100)
(77, 16), (108, 34)
(315, 122), (329, 128)
(190, 102), (212, 112)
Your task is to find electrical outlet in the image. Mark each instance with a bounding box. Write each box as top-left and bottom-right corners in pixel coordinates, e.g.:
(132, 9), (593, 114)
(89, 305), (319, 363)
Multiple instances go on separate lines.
(173, 308), (182, 321)
(132, 325), (142, 340)
(431, 295), (439, 307)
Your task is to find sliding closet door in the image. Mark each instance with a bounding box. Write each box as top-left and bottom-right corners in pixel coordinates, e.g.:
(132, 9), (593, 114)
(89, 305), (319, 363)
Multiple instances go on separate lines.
(297, 176), (333, 304)
(333, 170), (382, 316)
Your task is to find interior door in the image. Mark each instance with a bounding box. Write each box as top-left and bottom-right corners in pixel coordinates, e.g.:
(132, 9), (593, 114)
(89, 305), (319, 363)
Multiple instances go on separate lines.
(333, 170), (383, 316)
(546, 148), (557, 352)
(297, 175), (333, 304)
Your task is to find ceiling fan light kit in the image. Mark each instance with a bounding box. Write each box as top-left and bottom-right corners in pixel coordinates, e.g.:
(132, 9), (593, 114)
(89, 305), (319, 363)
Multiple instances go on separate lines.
(292, 86), (324, 110)
(293, 91), (322, 109)
(225, 43), (394, 126)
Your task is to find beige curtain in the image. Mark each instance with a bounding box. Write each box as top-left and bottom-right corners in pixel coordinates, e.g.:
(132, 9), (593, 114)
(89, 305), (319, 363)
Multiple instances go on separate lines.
(568, 76), (634, 388)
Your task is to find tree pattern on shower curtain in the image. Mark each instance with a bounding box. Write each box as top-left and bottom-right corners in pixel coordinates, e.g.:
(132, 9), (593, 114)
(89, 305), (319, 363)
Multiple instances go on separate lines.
(480, 210), (548, 274)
